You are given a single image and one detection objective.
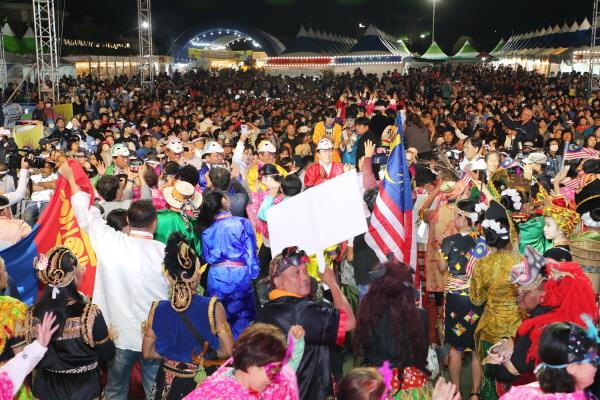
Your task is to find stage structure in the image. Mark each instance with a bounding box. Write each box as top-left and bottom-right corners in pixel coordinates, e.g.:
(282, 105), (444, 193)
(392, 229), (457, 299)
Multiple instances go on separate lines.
(590, 0), (600, 91)
(137, 0), (154, 90)
(32, 0), (59, 102)
(0, 30), (6, 92)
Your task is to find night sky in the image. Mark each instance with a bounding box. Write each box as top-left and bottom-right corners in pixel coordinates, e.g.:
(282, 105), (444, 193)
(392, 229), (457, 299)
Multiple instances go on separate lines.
(63, 0), (592, 55)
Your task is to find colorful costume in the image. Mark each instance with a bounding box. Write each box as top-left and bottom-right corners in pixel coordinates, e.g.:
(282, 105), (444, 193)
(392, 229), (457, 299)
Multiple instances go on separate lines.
(500, 382), (588, 400)
(201, 211), (259, 338)
(572, 178), (600, 292)
(149, 297), (222, 400)
(303, 161), (344, 188)
(423, 201), (460, 292)
(0, 296), (30, 400)
(183, 361), (299, 400)
(440, 233), (484, 352)
(470, 250), (522, 400)
(148, 233), (229, 400)
(155, 209), (201, 255)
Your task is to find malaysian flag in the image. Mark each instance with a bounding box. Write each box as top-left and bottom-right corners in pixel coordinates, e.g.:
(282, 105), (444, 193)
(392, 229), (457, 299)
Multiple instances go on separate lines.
(563, 177), (582, 191)
(564, 143), (600, 160)
(500, 156), (520, 169)
(365, 111), (414, 269)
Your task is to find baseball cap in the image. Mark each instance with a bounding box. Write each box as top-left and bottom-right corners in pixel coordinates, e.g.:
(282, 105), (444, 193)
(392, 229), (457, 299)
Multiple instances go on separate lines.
(317, 138), (334, 151)
(203, 141), (224, 154)
(257, 140), (277, 153)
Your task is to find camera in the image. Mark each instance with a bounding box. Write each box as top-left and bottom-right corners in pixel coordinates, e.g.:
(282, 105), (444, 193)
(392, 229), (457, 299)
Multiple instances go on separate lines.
(6, 148), (46, 170)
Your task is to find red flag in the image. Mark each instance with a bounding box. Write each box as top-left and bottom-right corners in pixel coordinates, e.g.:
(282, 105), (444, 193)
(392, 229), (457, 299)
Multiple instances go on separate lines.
(35, 160), (97, 297)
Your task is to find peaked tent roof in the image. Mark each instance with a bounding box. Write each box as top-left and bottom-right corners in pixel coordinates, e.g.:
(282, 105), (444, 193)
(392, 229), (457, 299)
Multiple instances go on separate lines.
(347, 25), (403, 56)
(453, 40), (479, 59)
(395, 39), (412, 57)
(579, 18), (591, 30)
(420, 41), (448, 60)
(20, 26), (35, 54)
(1, 22), (21, 54)
(490, 38), (505, 54)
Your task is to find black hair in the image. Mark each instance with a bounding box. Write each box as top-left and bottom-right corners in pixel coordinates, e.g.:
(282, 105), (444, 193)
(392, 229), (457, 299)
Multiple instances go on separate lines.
(465, 137), (483, 150)
(127, 199), (157, 228)
(162, 161), (181, 177)
(32, 252), (83, 335)
(281, 174), (302, 197)
(363, 188), (378, 213)
(208, 167), (231, 191)
(414, 164), (437, 188)
(95, 175), (120, 201)
(355, 116), (370, 127)
(582, 159), (600, 174)
(457, 199), (484, 225)
(500, 190), (527, 214)
(258, 164), (283, 183)
(163, 231), (196, 282)
(537, 322), (580, 394)
(197, 189), (227, 232)
(323, 108), (336, 119)
(106, 208), (128, 232)
(176, 165), (199, 186)
(483, 217), (510, 249)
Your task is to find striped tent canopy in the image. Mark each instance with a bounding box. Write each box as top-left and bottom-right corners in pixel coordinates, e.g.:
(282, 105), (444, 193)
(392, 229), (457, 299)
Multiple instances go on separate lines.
(1, 21), (21, 54)
(453, 40), (479, 59)
(420, 41), (449, 60)
(20, 26), (35, 54)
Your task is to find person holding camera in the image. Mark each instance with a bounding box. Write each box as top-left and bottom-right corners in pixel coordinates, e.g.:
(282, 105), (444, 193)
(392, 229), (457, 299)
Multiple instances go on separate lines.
(0, 128), (17, 166)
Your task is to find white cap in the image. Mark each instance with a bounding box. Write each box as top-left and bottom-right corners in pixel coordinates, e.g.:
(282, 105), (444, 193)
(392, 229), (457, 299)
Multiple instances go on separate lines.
(317, 138), (334, 151)
(257, 140), (277, 153)
(166, 136), (184, 154)
(0, 128), (11, 136)
(111, 143), (130, 157)
(203, 141), (224, 154)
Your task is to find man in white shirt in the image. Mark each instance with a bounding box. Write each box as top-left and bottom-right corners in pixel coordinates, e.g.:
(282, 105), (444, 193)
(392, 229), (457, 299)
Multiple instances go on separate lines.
(59, 162), (168, 400)
(23, 161), (57, 226)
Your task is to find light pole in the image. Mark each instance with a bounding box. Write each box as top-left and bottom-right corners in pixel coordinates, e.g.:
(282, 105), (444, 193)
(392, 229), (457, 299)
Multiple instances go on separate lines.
(431, 0), (438, 44)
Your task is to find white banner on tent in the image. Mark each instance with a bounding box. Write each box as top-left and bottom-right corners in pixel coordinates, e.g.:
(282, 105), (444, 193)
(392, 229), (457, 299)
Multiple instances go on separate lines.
(266, 170), (368, 272)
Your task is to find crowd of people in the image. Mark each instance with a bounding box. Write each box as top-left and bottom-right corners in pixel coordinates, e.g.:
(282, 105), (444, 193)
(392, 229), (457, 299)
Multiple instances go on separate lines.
(1, 63), (600, 400)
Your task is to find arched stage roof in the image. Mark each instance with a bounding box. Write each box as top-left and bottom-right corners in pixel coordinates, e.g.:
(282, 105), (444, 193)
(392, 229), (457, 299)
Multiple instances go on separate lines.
(172, 22), (286, 59)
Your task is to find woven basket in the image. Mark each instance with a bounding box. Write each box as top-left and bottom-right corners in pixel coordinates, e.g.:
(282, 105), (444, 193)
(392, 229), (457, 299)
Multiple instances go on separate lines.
(571, 239), (600, 268)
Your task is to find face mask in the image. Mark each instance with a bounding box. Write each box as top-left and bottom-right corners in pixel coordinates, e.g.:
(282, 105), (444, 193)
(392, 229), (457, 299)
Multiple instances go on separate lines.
(550, 144), (559, 152)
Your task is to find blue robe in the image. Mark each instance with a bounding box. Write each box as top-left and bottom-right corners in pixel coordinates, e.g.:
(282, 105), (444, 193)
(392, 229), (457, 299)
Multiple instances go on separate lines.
(201, 212), (259, 337)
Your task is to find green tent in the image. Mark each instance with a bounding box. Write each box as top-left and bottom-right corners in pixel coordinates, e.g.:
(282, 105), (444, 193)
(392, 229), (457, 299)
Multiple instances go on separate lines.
(453, 40), (479, 60)
(1, 22), (21, 54)
(420, 41), (448, 61)
(490, 38), (505, 55)
(20, 26), (36, 54)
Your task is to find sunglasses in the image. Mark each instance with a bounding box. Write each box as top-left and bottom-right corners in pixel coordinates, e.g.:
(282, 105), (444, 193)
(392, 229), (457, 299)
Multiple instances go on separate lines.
(282, 246), (310, 267)
(264, 362), (283, 381)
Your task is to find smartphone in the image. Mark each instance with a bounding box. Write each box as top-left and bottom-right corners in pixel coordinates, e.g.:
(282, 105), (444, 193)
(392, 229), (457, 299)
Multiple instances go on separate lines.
(241, 124), (248, 135)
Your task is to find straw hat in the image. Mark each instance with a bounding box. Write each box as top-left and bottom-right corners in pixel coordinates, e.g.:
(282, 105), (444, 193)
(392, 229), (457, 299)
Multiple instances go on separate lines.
(163, 181), (202, 211)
